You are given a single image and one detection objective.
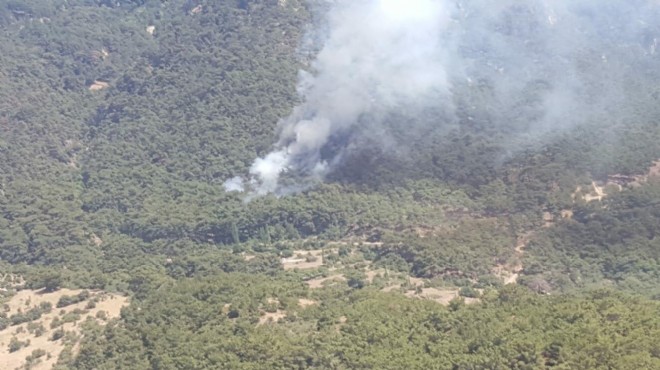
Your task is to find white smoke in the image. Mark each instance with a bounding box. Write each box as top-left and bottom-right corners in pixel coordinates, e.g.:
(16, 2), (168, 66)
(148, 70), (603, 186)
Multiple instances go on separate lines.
(247, 0), (454, 195)
(226, 0), (660, 197)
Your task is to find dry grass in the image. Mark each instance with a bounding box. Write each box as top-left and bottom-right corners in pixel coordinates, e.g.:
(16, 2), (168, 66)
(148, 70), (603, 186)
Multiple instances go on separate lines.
(381, 284), (401, 293)
(282, 249), (335, 270)
(649, 160), (660, 178)
(297, 299), (318, 308)
(405, 288), (459, 306)
(365, 269), (387, 283)
(258, 310), (287, 325)
(88, 80), (109, 91)
(0, 289), (128, 370)
(561, 209), (574, 219)
(403, 287), (481, 306)
(306, 275), (346, 289)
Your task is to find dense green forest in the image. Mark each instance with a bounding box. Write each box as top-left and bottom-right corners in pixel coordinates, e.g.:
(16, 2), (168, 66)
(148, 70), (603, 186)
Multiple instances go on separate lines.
(0, 0), (660, 368)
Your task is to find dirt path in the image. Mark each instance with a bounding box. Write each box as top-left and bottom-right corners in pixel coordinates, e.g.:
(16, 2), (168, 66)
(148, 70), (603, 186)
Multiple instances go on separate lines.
(495, 231), (534, 285)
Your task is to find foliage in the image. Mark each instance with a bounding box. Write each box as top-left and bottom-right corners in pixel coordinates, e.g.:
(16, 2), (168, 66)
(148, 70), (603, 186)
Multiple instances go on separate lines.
(523, 181), (660, 296)
(69, 278), (660, 369)
(0, 0), (659, 368)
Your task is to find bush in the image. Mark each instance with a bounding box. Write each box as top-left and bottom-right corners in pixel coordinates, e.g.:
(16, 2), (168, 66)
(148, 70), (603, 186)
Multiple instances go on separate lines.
(95, 311), (108, 320)
(50, 328), (65, 341)
(9, 303), (52, 326)
(459, 286), (480, 298)
(25, 348), (47, 364)
(56, 290), (90, 308)
(8, 337), (29, 353)
(50, 316), (62, 329)
(26, 322), (44, 335)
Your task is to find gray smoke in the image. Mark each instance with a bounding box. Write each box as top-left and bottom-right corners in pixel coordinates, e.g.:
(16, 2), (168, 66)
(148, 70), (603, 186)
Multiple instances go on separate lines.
(228, 0), (660, 196)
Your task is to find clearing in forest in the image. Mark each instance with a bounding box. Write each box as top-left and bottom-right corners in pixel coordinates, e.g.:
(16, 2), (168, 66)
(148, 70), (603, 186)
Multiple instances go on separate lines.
(88, 80), (109, 91)
(493, 231), (534, 285)
(258, 310), (287, 325)
(298, 298), (318, 307)
(282, 249), (336, 270)
(306, 274), (346, 289)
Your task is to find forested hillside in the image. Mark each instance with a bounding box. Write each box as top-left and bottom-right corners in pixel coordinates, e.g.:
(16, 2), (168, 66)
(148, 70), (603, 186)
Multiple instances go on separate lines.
(1, 0), (660, 369)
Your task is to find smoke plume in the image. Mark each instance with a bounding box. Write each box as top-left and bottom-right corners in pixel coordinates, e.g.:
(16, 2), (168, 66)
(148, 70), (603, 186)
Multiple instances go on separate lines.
(227, 0), (660, 196)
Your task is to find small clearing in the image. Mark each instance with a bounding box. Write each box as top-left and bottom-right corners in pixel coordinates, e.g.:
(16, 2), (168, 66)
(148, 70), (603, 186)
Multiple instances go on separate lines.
(298, 299), (318, 308)
(649, 160), (660, 178)
(88, 80), (109, 91)
(572, 182), (608, 203)
(282, 249), (335, 270)
(190, 5), (202, 15)
(258, 310), (287, 325)
(494, 231), (534, 285)
(89, 233), (103, 247)
(405, 287), (457, 303)
(365, 269), (382, 283)
(408, 277), (426, 287)
(381, 284), (401, 293)
(0, 289), (128, 370)
(306, 275), (346, 289)
(335, 316), (348, 332)
(380, 276), (424, 292)
(403, 287), (477, 306)
(561, 209), (574, 219)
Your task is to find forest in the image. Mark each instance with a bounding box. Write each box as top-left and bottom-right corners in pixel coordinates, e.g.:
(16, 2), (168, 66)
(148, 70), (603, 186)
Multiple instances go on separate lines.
(0, 0), (659, 368)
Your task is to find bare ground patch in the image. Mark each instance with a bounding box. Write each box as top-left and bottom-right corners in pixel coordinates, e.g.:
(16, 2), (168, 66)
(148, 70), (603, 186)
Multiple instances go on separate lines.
(0, 289), (128, 370)
(298, 299), (318, 308)
(258, 310), (287, 325)
(381, 284), (402, 293)
(365, 268), (388, 284)
(493, 231), (534, 285)
(88, 80), (109, 91)
(405, 288), (457, 305)
(306, 275), (346, 289)
(282, 249), (336, 270)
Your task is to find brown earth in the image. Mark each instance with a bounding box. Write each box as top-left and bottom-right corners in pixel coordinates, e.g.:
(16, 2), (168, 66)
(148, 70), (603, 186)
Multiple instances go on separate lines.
(88, 80), (109, 91)
(306, 275), (346, 289)
(0, 289), (128, 370)
(282, 249), (336, 270)
(258, 310), (287, 325)
(298, 299), (318, 308)
(493, 231), (534, 285)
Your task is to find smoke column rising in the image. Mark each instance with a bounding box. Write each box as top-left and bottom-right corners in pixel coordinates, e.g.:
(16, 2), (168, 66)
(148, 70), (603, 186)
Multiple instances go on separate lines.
(225, 0), (660, 196)
(239, 0), (453, 195)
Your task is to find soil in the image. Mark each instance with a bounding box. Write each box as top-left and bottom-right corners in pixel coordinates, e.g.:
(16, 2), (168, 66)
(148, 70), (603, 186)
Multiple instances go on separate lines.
(258, 310), (287, 325)
(281, 249), (335, 270)
(297, 299), (318, 307)
(88, 80), (109, 91)
(306, 275), (346, 289)
(0, 289), (127, 370)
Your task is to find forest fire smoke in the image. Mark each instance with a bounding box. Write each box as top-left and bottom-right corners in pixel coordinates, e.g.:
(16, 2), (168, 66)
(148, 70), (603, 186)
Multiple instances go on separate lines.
(226, 0), (660, 196)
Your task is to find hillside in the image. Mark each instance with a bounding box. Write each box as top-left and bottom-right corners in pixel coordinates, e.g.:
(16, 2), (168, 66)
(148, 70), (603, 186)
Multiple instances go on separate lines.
(0, 0), (660, 369)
